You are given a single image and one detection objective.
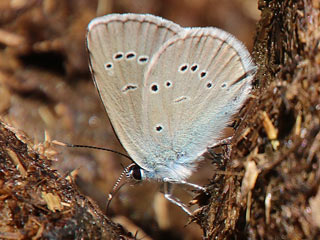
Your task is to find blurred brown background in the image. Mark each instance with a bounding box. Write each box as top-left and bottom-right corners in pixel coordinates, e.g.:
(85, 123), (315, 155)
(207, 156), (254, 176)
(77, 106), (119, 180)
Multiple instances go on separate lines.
(0, 0), (259, 239)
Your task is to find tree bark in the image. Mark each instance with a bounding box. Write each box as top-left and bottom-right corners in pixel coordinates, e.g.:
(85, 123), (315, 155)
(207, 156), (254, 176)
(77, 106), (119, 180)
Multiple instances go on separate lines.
(200, 0), (320, 238)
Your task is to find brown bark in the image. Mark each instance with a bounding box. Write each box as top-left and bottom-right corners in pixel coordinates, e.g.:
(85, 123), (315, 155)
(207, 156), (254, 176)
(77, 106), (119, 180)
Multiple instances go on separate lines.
(199, 0), (320, 238)
(0, 122), (134, 239)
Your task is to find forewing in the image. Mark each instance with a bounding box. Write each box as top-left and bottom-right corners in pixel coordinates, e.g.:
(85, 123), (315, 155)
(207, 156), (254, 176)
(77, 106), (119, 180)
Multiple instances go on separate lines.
(87, 14), (182, 169)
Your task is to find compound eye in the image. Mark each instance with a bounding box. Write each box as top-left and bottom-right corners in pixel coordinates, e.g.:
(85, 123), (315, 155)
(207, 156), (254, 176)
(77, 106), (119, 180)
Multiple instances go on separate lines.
(127, 164), (143, 180)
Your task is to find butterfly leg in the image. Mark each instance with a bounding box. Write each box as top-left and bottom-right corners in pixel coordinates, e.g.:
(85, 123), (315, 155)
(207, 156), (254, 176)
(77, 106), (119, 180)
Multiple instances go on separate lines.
(163, 182), (193, 215)
(210, 136), (233, 148)
(174, 180), (206, 192)
(208, 136), (233, 163)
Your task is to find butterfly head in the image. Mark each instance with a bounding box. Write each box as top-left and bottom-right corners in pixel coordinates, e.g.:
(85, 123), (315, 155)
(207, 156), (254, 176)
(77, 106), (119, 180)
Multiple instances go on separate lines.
(126, 163), (146, 181)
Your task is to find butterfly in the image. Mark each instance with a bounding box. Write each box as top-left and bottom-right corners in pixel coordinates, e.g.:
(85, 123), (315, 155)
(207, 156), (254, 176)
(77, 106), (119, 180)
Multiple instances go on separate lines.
(86, 13), (256, 214)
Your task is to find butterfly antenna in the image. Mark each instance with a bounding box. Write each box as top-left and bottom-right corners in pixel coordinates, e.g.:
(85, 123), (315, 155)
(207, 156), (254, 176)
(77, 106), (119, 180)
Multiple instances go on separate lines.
(106, 163), (136, 214)
(53, 140), (136, 215)
(52, 140), (132, 160)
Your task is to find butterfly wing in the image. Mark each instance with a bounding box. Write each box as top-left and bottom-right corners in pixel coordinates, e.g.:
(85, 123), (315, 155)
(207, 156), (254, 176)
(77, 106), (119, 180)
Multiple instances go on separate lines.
(87, 14), (183, 170)
(142, 28), (256, 178)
